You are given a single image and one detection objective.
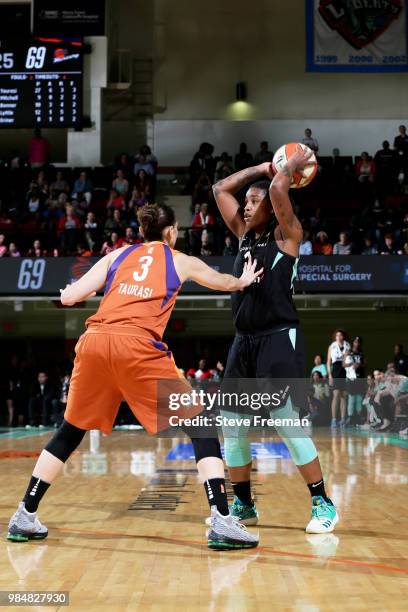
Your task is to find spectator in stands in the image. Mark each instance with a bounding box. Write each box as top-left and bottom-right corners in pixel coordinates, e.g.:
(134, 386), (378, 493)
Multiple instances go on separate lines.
(189, 203), (215, 255)
(35, 170), (49, 197)
(106, 188), (126, 211)
(28, 128), (49, 168)
(299, 229), (313, 255)
(197, 202), (214, 228)
(84, 211), (98, 252)
(356, 152), (375, 183)
(307, 371), (330, 424)
(138, 144), (158, 169)
(215, 152), (235, 181)
(200, 231), (213, 256)
(344, 336), (366, 425)
(254, 141), (273, 164)
(115, 152), (133, 176)
(133, 154), (154, 177)
(393, 124), (408, 174)
(9, 150), (22, 170)
(380, 233), (403, 255)
(374, 140), (397, 197)
(76, 243), (93, 257)
(133, 169), (151, 203)
(361, 235), (378, 255)
(119, 226), (138, 247)
(27, 185), (43, 220)
(51, 373), (70, 428)
(223, 234), (236, 256)
(104, 208), (125, 237)
(100, 231), (120, 255)
(234, 142), (253, 171)
(8, 243), (21, 257)
(313, 231), (333, 255)
(327, 329), (350, 428)
(302, 128), (319, 153)
(394, 344), (408, 376)
(192, 172), (213, 205)
(50, 171), (70, 196)
(189, 143), (216, 185)
(210, 361), (225, 382)
(72, 192), (89, 219)
(0, 234), (8, 257)
(333, 231), (353, 255)
(311, 354), (328, 379)
(360, 374), (380, 429)
(58, 204), (81, 254)
(194, 359), (212, 380)
(27, 239), (46, 257)
(27, 371), (54, 427)
(112, 169), (129, 197)
(309, 207), (325, 231)
(372, 368), (398, 431)
(72, 171), (93, 204)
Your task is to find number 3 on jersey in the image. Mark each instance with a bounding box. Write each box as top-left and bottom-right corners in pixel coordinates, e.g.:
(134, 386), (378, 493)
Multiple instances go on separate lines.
(133, 255), (153, 282)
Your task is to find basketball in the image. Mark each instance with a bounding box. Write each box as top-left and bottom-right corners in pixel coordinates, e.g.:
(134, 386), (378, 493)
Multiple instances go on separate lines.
(272, 142), (318, 188)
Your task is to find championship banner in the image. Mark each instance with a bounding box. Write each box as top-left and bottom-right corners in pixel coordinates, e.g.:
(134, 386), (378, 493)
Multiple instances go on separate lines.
(306, 0), (408, 72)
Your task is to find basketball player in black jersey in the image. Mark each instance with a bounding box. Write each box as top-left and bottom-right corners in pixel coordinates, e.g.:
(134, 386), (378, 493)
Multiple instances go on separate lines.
(212, 146), (338, 533)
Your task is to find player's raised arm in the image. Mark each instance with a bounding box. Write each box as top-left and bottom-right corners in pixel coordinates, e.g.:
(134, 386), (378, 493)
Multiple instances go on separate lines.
(269, 146), (314, 244)
(59, 249), (123, 306)
(174, 251), (262, 292)
(213, 163), (272, 238)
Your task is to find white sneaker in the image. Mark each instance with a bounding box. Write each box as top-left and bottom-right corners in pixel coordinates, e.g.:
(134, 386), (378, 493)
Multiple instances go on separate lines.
(306, 496), (339, 534)
(207, 507), (259, 550)
(7, 502), (48, 542)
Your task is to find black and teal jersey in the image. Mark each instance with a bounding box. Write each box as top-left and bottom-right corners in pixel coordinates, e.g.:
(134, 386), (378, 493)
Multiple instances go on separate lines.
(231, 229), (300, 333)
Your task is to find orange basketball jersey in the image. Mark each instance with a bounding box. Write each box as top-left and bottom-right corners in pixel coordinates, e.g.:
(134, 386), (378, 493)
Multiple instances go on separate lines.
(86, 241), (181, 340)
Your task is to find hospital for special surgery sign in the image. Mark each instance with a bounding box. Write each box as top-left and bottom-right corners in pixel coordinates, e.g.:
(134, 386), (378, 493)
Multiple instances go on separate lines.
(306, 0), (408, 72)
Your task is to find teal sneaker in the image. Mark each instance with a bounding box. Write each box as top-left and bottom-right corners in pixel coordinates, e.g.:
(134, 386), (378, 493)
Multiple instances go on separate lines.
(305, 496), (339, 534)
(205, 496), (259, 526)
(229, 496), (259, 526)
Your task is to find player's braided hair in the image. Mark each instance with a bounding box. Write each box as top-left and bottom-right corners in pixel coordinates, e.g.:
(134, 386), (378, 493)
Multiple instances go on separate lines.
(137, 203), (176, 241)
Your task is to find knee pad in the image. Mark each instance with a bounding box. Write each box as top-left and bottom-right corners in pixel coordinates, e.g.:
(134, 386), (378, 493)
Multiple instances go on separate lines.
(45, 419), (87, 463)
(272, 399), (318, 467)
(190, 437), (222, 463)
(223, 436), (252, 468)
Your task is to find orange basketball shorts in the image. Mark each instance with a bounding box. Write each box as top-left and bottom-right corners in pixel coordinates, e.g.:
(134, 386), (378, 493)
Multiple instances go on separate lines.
(64, 325), (194, 435)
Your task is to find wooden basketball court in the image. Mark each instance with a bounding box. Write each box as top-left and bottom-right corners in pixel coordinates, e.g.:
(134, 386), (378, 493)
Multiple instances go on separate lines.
(0, 428), (407, 611)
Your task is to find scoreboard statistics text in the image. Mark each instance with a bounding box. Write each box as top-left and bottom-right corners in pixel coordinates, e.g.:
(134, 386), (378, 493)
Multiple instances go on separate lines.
(0, 38), (83, 128)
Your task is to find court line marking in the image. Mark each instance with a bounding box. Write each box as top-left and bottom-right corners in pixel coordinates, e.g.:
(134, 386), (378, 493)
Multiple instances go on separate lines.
(20, 525), (407, 576)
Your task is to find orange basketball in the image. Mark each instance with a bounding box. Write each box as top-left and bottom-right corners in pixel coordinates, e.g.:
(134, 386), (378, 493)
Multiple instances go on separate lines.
(272, 142), (317, 188)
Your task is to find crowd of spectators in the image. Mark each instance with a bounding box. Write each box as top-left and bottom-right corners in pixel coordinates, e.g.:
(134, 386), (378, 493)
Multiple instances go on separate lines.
(2, 344), (407, 434)
(1, 126), (408, 258)
(0, 139), (157, 256)
(0, 353), (74, 429)
(308, 336), (408, 435)
(184, 126), (408, 256)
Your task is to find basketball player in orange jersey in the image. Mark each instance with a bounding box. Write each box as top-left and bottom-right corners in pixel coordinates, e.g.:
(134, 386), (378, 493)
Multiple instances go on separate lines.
(7, 204), (262, 550)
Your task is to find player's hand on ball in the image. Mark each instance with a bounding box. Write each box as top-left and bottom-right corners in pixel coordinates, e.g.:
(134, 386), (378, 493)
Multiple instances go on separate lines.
(288, 144), (314, 174)
(239, 253), (263, 289)
(258, 162), (275, 180)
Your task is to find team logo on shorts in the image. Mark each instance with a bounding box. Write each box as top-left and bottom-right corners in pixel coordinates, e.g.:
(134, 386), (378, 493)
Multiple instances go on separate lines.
(318, 0), (402, 50)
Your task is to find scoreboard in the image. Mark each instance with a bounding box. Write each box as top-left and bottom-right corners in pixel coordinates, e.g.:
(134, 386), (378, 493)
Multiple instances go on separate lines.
(0, 38), (83, 128)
